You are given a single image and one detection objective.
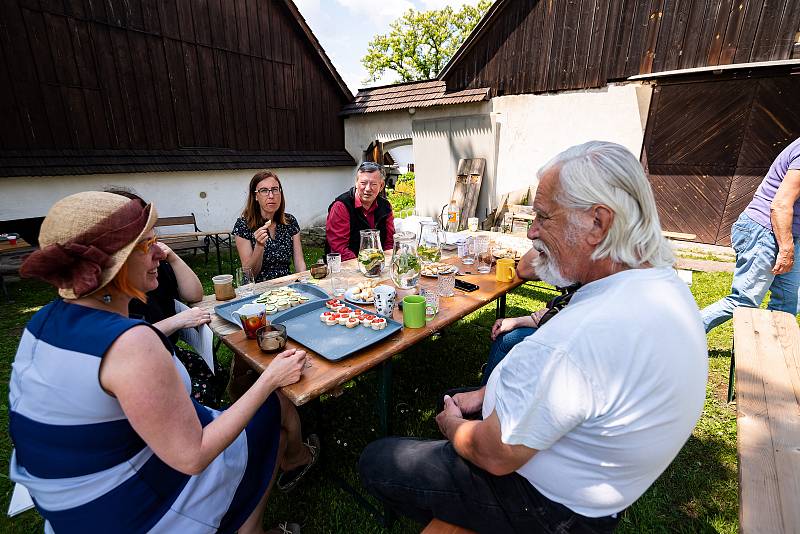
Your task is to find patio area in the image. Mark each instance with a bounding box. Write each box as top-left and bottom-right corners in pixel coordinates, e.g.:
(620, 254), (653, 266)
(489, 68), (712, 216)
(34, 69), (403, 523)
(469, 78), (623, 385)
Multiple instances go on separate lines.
(0, 248), (739, 533)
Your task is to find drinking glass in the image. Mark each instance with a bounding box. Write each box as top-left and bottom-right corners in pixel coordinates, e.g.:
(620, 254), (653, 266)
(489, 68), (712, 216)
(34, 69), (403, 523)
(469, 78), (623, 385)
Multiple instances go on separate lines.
(235, 267), (254, 297)
(326, 253), (346, 296)
(326, 253), (341, 274)
(437, 273), (456, 297)
(474, 236), (492, 274)
(420, 288), (439, 320)
(459, 236), (475, 265)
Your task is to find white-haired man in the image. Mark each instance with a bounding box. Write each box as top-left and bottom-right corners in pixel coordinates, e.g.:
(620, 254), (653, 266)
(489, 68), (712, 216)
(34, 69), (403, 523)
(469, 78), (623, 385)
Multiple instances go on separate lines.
(358, 142), (708, 533)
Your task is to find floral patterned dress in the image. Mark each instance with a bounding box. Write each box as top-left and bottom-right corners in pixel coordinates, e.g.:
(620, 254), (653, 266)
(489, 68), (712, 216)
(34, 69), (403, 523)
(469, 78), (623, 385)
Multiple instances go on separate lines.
(232, 213), (300, 282)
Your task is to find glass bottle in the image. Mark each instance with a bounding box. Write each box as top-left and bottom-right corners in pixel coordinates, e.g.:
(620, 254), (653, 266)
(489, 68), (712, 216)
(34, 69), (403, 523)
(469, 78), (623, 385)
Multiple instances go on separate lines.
(417, 221), (443, 264)
(357, 229), (385, 277)
(390, 232), (420, 289)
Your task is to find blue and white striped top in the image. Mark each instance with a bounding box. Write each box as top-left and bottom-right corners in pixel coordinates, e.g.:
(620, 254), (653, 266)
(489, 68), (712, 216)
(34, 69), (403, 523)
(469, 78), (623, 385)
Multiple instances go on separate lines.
(9, 299), (281, 533)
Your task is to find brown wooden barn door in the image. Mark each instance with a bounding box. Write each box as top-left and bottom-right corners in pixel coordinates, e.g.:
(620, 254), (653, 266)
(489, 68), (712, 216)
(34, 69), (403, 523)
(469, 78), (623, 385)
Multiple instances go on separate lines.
(718, 75), (800, 244)
(642, 78), (755, 245)
(644, 73), (800, 246)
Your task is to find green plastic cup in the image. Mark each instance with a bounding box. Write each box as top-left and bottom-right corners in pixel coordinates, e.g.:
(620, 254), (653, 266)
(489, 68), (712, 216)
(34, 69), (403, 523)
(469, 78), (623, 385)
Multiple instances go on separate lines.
(402, 295), (426, 328)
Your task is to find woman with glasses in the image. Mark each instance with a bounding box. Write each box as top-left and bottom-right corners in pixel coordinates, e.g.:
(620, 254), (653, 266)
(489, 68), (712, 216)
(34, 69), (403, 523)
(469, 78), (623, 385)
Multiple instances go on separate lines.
(233, 170), (306, 282)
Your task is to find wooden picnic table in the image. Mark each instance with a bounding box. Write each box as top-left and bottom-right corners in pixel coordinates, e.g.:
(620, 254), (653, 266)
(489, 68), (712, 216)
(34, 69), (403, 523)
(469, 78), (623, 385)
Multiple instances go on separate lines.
(195, 249), (526, 408)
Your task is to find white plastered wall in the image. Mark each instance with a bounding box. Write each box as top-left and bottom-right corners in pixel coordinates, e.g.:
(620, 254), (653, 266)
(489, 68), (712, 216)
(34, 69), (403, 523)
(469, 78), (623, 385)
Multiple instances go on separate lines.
(341, 82), (653, 226)
(492, 83), (653, 199)
(0, 167), (353, 230)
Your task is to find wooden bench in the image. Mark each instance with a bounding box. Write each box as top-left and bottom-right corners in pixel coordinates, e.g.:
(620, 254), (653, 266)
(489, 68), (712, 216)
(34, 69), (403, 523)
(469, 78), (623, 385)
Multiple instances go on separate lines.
(421, 519), (476, 534)
(731, 307), (800, 533)
(154, 214), (211, 262)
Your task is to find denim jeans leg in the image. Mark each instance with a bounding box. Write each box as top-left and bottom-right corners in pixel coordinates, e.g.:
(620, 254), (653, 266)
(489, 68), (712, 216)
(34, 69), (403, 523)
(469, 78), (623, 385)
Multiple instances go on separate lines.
(766, 238), (800, 313)
(482, 327), (538, 385)
(701, 214), (779, 332)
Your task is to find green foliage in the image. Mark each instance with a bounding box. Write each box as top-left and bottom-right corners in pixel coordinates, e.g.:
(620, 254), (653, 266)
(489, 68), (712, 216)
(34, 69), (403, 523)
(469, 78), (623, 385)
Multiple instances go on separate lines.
(397, 171), (415, 183)
(361, 1), (492, 83)
(388, 172), (415, 216)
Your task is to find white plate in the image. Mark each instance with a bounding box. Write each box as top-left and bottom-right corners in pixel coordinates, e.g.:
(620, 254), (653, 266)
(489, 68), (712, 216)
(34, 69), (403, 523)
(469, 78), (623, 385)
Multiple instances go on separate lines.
(344, 287), (374, 305)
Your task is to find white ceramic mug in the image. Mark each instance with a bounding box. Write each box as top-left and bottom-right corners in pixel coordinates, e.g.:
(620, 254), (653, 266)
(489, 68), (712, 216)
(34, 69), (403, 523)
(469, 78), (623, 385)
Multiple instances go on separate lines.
(373, 285), (397, 317)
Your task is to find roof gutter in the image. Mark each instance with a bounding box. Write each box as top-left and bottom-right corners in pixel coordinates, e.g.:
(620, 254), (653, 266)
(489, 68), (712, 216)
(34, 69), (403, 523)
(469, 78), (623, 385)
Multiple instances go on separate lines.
(628, 59), (800, 81)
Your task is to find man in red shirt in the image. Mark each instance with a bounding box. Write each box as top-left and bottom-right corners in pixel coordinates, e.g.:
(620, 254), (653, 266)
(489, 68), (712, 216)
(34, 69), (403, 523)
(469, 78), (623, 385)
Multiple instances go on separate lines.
(325, 162), (395, 260)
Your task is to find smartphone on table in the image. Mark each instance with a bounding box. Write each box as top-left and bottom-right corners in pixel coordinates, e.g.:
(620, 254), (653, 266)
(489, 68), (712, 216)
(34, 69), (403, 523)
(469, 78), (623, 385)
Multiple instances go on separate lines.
(454, 279), (479, 293)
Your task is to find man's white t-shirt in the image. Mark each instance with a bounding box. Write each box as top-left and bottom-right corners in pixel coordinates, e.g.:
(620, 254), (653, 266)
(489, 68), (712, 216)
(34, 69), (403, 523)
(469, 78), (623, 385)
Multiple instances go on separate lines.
(483, 267), (708, 517)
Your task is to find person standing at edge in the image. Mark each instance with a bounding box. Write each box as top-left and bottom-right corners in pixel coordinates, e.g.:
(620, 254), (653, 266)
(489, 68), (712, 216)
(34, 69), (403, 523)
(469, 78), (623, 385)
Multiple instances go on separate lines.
(701, 137), (800, 332)
(325, 161), (395, 261)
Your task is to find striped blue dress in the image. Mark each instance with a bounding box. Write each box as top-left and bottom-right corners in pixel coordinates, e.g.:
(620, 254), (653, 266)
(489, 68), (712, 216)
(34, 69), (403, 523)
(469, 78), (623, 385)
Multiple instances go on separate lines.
(8, 299), (281, 533)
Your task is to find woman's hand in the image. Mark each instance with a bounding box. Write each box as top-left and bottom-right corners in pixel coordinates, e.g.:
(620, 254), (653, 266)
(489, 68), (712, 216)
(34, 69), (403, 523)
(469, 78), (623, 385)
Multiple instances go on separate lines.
(491, 317), (520, 340)
(253, 221), (272, 246)
(263, 348), (307, 388)
(155, 241), (176, 263)
(175, 307), (212, 329)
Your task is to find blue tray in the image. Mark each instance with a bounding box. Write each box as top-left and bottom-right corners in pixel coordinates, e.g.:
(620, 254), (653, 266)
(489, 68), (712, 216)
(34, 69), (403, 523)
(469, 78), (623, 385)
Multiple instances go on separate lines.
(214, 283), (330, 327)
(272, 300), (402, 361)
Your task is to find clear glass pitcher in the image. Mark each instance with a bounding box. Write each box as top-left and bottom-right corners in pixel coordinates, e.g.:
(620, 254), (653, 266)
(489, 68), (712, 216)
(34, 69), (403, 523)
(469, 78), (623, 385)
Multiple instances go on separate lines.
(417, 221), (443, 264)
(358, 229), (385, 277)
(391, 231), (420, 289)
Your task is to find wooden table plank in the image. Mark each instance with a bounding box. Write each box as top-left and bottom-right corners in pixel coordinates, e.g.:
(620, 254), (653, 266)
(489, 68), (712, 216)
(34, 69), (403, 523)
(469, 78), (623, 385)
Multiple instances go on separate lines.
(763, 312), (800, 534)
(733, 308), (800, 534)
(222, 264), (523, 406)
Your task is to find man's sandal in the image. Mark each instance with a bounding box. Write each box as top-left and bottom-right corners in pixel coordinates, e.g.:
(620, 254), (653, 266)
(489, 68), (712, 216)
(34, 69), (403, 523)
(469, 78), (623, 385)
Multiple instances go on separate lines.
(277, 434), (320, 492)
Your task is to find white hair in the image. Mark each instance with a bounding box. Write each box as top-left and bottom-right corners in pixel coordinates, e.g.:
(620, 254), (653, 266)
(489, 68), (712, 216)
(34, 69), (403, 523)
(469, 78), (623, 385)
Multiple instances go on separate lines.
(539, 141), (674, 269)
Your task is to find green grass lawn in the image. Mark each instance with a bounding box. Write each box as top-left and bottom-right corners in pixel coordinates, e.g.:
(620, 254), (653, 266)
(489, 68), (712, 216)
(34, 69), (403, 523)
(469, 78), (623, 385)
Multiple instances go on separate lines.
(1, 250), (742, 533)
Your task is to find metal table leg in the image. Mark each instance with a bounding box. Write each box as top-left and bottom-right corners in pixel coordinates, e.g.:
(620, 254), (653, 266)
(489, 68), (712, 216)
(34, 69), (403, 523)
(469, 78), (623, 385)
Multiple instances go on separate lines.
(214, 237), (223, 274)
(377, 359), (393, 437)
(496, 294), (507, 319)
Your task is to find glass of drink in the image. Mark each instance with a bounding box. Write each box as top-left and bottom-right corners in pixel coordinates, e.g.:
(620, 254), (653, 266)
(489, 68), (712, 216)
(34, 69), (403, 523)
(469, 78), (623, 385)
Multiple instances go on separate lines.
(235, 267), (254, 297)
(437, 273), (456, 297)
(474, 236), (492, 274)
(326, 253), (346, 296)
(458, 236), (475, 265)
(420, 288), (439, 321)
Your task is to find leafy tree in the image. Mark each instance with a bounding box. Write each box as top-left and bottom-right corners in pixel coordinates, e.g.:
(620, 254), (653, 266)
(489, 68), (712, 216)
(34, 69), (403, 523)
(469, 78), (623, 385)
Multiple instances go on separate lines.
(362, 0), (492, 83)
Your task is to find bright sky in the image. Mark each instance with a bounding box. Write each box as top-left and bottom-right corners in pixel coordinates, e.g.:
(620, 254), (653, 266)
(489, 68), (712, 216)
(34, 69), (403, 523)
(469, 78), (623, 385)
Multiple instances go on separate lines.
(293, 0), (485, 94)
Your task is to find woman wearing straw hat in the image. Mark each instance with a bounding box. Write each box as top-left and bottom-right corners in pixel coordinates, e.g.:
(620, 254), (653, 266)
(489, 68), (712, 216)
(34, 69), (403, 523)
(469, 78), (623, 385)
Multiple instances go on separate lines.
(9, 192), (317, 533)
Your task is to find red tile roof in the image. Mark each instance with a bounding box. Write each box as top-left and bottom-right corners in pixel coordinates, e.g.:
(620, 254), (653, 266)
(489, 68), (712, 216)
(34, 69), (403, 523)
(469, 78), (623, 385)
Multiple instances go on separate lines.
(340, 80), (490, 115)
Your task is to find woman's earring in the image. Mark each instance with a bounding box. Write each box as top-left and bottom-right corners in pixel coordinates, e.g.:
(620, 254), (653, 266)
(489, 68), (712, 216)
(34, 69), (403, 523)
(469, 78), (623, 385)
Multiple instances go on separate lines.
(102, 294), (112, 304)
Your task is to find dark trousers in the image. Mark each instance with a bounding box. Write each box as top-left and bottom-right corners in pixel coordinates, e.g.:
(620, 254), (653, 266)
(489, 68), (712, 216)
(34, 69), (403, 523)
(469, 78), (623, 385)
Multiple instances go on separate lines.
(359, 437), (620, 534)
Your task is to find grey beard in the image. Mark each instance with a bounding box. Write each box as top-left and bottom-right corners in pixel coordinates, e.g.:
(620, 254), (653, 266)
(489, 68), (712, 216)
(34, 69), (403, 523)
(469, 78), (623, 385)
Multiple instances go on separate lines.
(531, 240), (576, 287)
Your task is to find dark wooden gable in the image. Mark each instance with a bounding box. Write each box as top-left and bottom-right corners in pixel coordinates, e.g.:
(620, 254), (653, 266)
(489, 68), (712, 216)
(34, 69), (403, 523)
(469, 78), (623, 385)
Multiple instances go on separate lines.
(442, 0), (800, 95)
(0, 0), (354, 176)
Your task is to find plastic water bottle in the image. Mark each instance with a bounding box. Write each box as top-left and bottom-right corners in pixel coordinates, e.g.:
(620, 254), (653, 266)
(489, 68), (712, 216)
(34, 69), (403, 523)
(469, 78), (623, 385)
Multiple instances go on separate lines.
(447, 201), (459, 232)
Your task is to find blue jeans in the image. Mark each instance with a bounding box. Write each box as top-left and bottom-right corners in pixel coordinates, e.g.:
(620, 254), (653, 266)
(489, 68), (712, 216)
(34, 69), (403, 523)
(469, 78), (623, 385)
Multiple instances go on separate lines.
(701, 213), (800, 332)
(359, 438), (620, 533)
(482, 327), (537, 385)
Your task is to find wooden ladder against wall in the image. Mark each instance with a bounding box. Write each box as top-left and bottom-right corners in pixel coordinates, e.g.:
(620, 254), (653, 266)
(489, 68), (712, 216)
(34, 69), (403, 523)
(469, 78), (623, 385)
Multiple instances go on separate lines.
(451, 158), (486, 230)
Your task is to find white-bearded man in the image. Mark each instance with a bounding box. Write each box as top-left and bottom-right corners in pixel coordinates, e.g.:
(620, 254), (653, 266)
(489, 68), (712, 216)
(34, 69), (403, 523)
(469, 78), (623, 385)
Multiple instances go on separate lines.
(358, 141), (708, 533)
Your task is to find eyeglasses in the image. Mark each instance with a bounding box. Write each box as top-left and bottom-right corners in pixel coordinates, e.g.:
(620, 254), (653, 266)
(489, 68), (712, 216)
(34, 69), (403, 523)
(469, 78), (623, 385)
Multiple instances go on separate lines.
(134, 235), (159, 253)
(255, 187), (282, 196)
